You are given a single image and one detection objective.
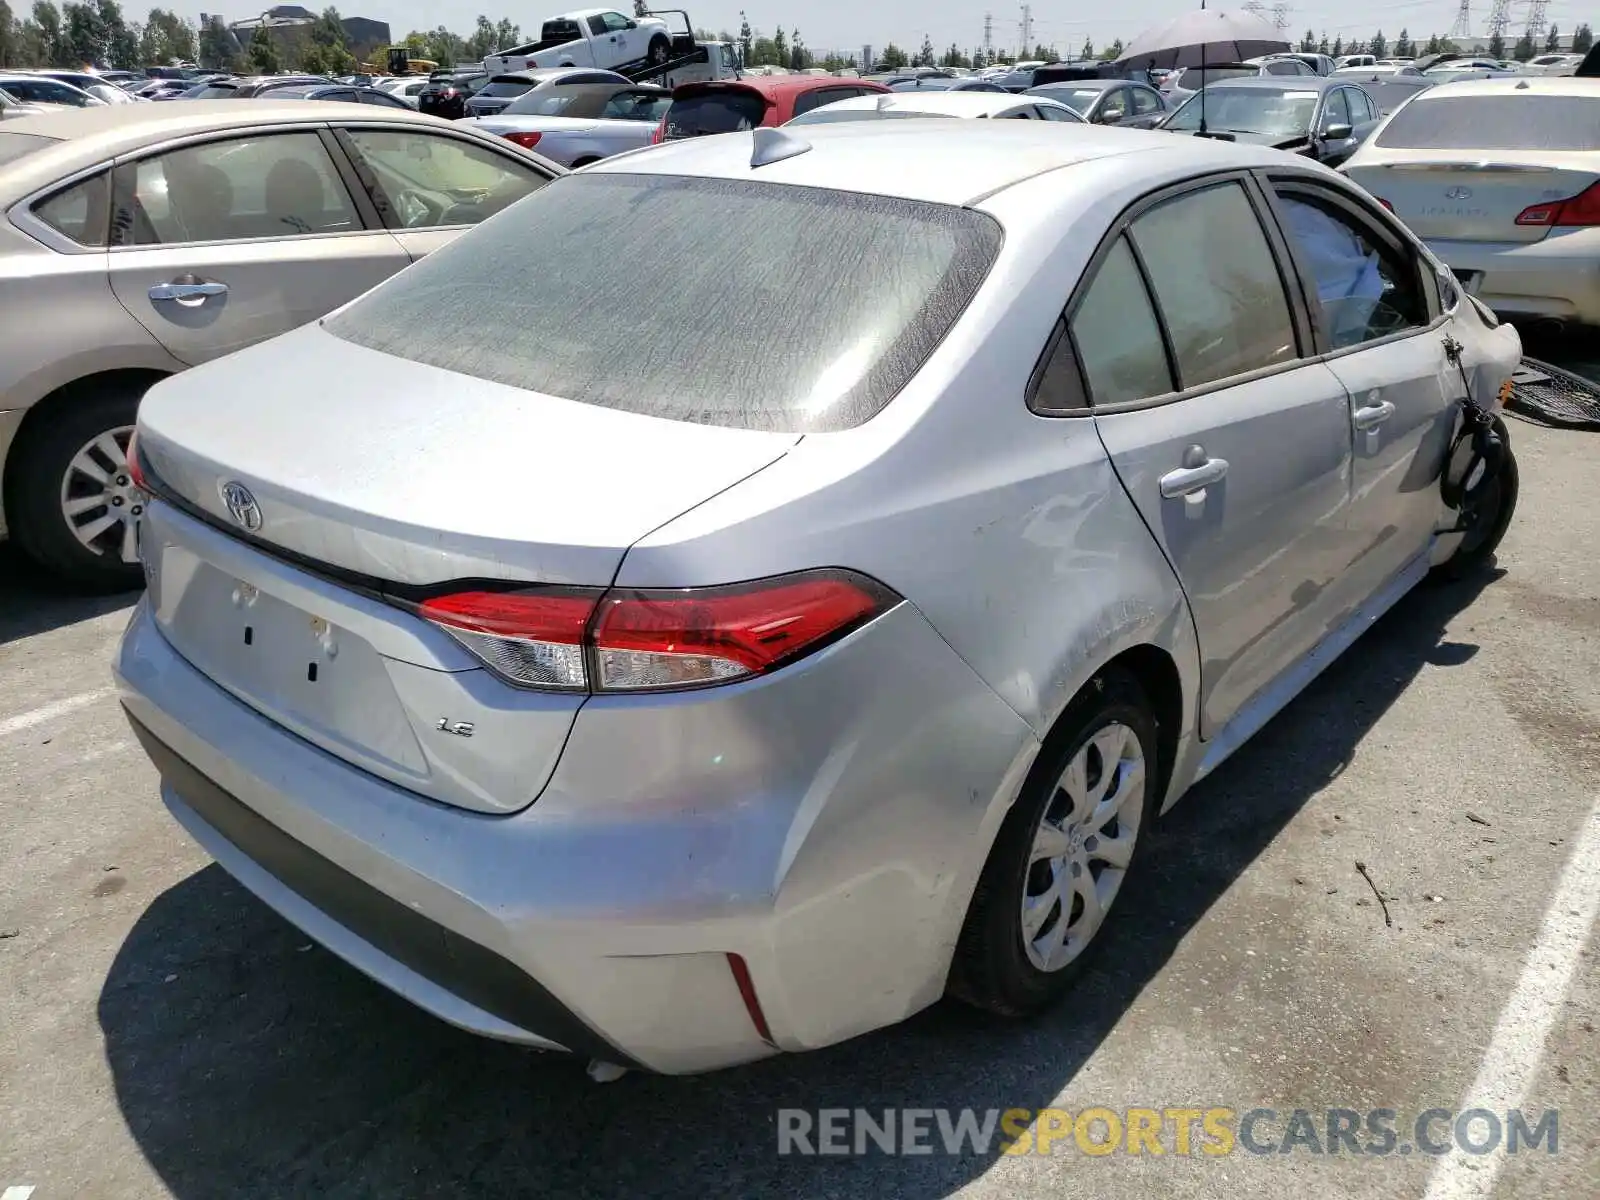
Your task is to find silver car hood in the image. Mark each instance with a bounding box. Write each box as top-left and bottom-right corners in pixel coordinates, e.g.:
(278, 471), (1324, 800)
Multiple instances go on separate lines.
(136, 323), (800, 586)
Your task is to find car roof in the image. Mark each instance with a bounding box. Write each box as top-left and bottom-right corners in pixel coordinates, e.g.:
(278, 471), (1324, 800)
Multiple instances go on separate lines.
(1401, 75), (1600, 98)
(0, 100), (457, 198)
(590, 118), (1314, 207)
(799, 91), (1053, 117)
(1200, 76), (1346, 92)
(1029, 79), (1125, 92)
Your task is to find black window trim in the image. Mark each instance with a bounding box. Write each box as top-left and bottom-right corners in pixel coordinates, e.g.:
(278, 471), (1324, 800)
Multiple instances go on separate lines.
(1253, 168), (1447, 360)
(1026, 169), (1317, 418)
(99, 124), (382, 250)
(330, 123), (556, 233)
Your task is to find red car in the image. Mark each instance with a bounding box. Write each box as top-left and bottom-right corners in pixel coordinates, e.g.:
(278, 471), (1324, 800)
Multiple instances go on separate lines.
(655, 75), (892, 141)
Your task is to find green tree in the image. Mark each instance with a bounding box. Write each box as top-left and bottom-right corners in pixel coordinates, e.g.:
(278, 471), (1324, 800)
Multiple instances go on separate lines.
(100, 0), (135, 65)
(31, 0), (62, 63)
(1424, 33), (1440, 55)
(422, 25), (465, 65)
(1105, 37), (1123, 59)
(246, 21), (279, 72)
(1511, 31), (1534, 60)
(1298, 28), (1314, 52)
(464, 14), (494, 58)
(1079, 36), (1093, 59)
(737, 9), (750, 57)
(771, 24), (786, 64)
(1316, 31), (1329, 54)
(1331, 36), (1343, 57)
(1545, 24), (1560, 53)
(0, 0), (15, 66)
(789, 26), (808, 69)
(197, 13), (237, 68)
(878, 41), (906, 69)
(819, 51), (846, 72)
(1574, 23), (1593, 52)
(61, 0), (106, 65)
(1370, 30), (1387, 57)
(746, 34), (775, 65)
(305, 6), (351, 73)
(1488, 32), (1505, 59)
(916, 33), (933, 66)
(493, 17), (517, 47)
(139, 8), (196, 64)
(1395, 28), (1412, 57)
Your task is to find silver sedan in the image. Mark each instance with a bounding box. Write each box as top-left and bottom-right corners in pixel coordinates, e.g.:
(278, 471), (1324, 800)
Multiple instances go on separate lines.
(117, 120), (1520, 1075)
(463, 83), (671, 166)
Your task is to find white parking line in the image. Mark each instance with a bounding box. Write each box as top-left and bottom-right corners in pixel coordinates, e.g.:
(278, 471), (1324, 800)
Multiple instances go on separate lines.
(1421, 789), (1600, 1200)
(0, 688), (115, 738)
(2, 1185), (37, 1200)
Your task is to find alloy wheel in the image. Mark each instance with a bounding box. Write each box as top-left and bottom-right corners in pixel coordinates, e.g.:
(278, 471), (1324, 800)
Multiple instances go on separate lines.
(58, 425), (142, 563)
(1021, 721), (1146, 972)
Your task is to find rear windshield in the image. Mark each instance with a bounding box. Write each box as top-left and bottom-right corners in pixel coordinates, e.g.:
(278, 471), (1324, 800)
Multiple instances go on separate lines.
(1376, 94), (1600, 150)
(0, 131), (56, 167)
(188, 85), (238, 98)
(504, 89), (581, 116)
(1364, 80), (1431, 113)
(477, 78), (537, 98)
(323, 173), (1002, 433)
(663, 89), (767, 136)
(1176, 67), (1256, 88)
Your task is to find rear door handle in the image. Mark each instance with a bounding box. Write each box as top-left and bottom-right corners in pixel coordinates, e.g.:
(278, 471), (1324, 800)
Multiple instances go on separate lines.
(149, 279), (228, 306)
(1159, 455), (1229, 498)
(1353, 399), (1396, 430)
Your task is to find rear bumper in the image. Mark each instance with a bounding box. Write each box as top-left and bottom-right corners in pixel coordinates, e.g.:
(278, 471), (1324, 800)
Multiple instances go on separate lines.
(1424, 231), (1600, 325)
(115, 595), (1036, 1073)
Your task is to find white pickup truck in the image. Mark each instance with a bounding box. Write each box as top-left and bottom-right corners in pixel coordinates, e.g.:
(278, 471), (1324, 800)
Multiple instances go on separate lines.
(484, 8), (681, 76)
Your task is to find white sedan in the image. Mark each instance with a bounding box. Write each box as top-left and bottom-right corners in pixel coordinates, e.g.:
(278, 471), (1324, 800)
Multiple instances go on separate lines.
(784, 89), (1087, 126)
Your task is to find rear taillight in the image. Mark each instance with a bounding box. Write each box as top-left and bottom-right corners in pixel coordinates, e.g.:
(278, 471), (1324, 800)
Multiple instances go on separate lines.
(501, 131), (542, 149)
(652, 115), (667, 143)
(125, 428), (147, 490)
(1376, 197), (1395, 212)
(1515, 181), (1600, 227)
(417, 569), (898, 693)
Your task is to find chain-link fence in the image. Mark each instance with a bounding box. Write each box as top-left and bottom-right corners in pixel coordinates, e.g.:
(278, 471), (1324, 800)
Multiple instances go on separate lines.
(1506, 357), (1600, 431)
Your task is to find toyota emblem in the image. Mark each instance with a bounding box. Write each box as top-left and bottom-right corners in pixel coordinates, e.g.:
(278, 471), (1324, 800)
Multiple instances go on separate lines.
(219, 480), (262, 531)
(1444, 186), (1473, 200)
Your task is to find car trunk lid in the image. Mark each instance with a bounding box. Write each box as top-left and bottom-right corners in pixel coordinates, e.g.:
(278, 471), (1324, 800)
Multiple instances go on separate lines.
(1346, 154), (1600, 243)
(134, 324), (798, 813)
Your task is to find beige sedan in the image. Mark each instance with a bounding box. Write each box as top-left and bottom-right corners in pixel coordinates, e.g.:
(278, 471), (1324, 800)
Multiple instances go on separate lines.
(0, 101), (560, 588)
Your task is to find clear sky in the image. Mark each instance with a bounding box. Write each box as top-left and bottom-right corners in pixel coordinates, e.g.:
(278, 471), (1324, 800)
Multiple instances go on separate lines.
(197, 2), (1592, 58)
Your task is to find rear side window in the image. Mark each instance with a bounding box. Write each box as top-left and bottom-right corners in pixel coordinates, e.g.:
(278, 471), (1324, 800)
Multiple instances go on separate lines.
(324, 173), (1002, 432)
(1129, 182), (1296, 389)
(1376, 95), (1600, 150)
(664, 89), (767, 136)
(33, 171), (111, 246)
(1071, 237), (1173, 405)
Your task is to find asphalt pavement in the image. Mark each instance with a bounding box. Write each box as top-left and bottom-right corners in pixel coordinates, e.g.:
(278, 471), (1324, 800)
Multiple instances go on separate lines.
(1, 398), (1596, 1199)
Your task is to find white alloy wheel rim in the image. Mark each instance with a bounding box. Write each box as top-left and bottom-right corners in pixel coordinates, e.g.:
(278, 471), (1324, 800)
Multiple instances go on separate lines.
(59, 425), (142, 562)
(1021, 721), (1146, 972)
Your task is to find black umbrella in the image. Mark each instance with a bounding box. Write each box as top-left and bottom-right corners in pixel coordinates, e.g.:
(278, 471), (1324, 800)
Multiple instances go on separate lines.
(1116, 5), (1290, 134)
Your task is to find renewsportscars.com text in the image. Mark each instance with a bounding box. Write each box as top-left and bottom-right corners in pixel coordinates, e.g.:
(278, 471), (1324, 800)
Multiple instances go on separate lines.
(776, 1106), (1559, 1158)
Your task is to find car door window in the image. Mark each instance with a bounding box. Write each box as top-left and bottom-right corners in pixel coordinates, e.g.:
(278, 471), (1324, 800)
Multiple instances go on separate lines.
(1129, 182), (1297, 389)
(791, 88), (853, 116)
(1349, 88), (1375, 122)
(340, 128), (550, 229)
(1272, 187), (1428, 348)
(600, 11), (631, 33)
(113, 133), (361, 245)
(1004, 106), (1037, 118)
(1321, 88), (1351, 130)
(586, 13), (608, 35)
(1097, 89), (1129, 121)
(600, 90), (669, 120)
(1068, 235), (1175, 405)
(32, 171), (112, 246)
(1131, 86), (1162, 115)
(1038, 102), (1078, 121)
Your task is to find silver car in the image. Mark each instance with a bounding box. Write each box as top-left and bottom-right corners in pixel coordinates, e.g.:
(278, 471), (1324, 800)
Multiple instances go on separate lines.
(117, 120), (1521, 1075)
(463, 83), (671, 165)
(0, 101), (559, 589)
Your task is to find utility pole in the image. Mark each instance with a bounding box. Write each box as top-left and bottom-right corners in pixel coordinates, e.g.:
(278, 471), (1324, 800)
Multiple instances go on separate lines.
(1018, 3), (1032, 58)
(1271, 4), (1289, 33)
(1525, 0), (1550, 43)
(983, 12), (993, 65)
(1486, 0), (1512, 43)
(1448, 0), (1472, 39)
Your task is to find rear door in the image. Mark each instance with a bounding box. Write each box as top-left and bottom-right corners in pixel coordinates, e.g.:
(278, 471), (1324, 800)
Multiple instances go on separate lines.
(1260, 172), (1459, 606)
(105, 127), (409, 366)
(332, 124), (555, 259)
(1080, 176), (1360, 737)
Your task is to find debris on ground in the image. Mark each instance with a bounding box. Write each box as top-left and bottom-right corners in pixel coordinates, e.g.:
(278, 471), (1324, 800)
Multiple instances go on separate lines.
(1465, 812), (1491, 827)
(1355, 861), (1393, 928)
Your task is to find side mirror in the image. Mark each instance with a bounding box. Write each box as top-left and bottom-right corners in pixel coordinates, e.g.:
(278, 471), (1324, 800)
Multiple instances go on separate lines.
(1322, 121), (1353, 140)
(1093, 108), (1119, 124)
(624, 18), (637, 28)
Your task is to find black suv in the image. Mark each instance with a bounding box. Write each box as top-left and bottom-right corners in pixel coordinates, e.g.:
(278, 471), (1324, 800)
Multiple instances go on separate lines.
(418, 71), (488, 119)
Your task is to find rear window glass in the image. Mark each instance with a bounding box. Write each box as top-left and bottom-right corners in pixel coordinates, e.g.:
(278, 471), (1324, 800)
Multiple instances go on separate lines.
(0, 131), (56, 167)
(1176, 68), (1256, 88)
(478, 78), (537, 98)
(664, 89), (767, 136)
(788, 106), (957, 124)
(1376, 95), (1600, 150)
(323, 173), (1002, 433)
(504, 89), (581, 116)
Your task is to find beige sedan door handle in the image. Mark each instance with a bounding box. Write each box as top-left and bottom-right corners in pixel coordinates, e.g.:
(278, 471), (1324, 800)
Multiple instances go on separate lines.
(149, 278), (228, 307)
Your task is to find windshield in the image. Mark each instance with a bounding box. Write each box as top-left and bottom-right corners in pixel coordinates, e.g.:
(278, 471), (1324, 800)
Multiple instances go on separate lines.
(1037, 87), (1105, 113)
(324, 173), (1002, 433)
(788, 107), (959, 124)
(1165, 87), (1318, 135)
(663, 89), (767, 136)
(1376, 94), (1600, 150)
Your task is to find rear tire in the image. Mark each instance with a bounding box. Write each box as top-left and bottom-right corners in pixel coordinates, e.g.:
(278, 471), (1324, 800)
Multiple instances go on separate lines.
(948, 666), (1160, 1017)
(7, 382), (148, 593)
(648, 34), (671, 66)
